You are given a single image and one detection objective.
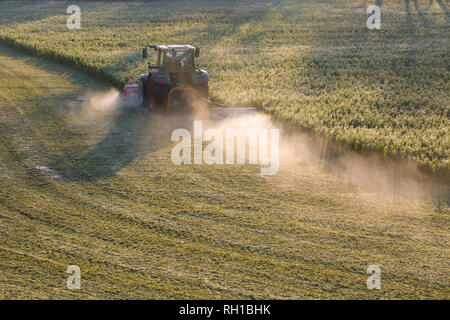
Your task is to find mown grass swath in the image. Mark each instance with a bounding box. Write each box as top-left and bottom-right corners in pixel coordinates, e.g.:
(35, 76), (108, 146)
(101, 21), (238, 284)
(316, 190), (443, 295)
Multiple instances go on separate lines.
(0, 0), (448, 171)
(1, 46), (449, 299)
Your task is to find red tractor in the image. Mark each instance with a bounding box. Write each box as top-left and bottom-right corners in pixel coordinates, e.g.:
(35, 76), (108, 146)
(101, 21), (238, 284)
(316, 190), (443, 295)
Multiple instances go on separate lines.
(125, 45), (209, 114)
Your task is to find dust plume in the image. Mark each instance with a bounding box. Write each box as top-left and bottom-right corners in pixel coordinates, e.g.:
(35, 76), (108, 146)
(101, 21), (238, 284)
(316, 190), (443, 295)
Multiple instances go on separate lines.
(64, 88), (125, 133)
(63, 89), (448, 206)
(206, 110), (448, 205)
(80, 88), (121, 117)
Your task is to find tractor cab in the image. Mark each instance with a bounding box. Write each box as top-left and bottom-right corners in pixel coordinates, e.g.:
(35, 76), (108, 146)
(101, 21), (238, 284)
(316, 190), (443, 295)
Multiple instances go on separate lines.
(144, 45), (200, 73)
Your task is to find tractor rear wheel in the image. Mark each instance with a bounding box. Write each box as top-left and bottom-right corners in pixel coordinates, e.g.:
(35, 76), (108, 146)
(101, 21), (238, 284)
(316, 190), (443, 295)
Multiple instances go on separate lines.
(152, 82), (169, 111)
(139, 78), (147, 108)
(148, 82), (168, 111)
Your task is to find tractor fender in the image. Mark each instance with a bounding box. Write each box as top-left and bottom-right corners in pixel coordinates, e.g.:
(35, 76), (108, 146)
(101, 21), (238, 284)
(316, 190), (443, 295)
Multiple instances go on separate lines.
(193, 69), (209, 85)
(193, 69), (208, 98)
(150, 70), (170, 85)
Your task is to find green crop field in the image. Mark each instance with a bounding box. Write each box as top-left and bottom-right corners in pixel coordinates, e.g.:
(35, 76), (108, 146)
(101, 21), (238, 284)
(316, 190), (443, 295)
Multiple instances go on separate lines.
(0, 0), (448, 171)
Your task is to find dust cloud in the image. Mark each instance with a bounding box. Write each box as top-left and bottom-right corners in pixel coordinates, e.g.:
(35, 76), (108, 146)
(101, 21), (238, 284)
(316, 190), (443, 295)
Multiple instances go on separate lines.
(206, 110), (448, 205)
(80, 88), (121, 117)
(65, 88), (131, 131)
(64, 89), (448, 206)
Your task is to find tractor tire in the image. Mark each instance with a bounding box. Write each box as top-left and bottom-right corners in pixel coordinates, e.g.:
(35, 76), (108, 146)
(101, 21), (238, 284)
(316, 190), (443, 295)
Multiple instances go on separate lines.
(139, 77), (148, 108)
(148, 80), (168, 111)
(154, 84), (169, 110)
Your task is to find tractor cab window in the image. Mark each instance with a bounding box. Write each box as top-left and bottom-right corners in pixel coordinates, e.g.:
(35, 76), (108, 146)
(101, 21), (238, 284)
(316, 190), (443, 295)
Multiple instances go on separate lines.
(165, 50), (194, 72)
(149, 51), (160, 68)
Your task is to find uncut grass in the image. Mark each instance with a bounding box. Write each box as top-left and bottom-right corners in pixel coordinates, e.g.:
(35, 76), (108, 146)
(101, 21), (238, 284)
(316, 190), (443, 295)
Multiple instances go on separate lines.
(0, 45), (449, 299)
(0, 0), (448, 172)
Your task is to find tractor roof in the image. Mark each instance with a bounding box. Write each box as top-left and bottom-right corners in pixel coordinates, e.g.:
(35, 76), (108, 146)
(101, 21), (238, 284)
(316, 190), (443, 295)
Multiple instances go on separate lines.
(151, 45), (196, 51)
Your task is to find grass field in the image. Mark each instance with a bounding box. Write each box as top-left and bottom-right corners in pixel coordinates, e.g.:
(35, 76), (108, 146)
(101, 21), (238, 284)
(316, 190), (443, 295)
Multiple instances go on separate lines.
(0, 0), (448, 171)
(0, 44), (449, 299)
(0, 0), (449, 299)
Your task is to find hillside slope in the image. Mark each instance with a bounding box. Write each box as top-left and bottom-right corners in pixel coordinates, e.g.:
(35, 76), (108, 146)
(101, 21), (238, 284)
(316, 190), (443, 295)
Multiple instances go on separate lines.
(0, 45), (448, 299)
